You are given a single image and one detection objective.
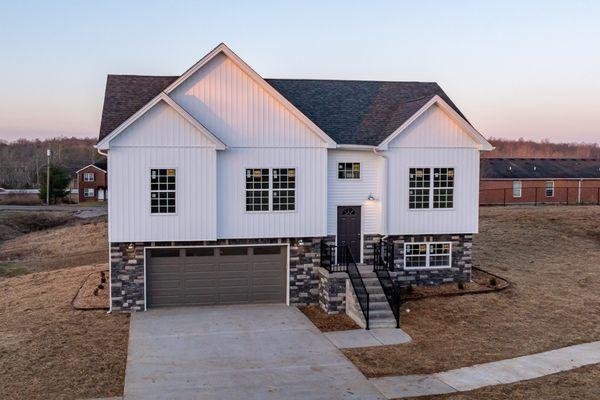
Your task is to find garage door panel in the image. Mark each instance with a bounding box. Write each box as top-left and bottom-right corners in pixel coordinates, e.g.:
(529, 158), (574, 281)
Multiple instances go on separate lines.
(147, 246), (286, 308)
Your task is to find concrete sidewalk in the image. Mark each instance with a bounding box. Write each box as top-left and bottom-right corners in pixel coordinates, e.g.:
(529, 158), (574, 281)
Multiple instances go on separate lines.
(370, 341), (600, 398)
(324, 328), (411, 349)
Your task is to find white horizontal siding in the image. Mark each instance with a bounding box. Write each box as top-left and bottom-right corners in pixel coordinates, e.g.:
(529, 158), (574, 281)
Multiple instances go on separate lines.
(386, 148), (480, 234)
(108, 147), (217, 242)
(217, 148), (327, 239)
(327, 150), (383, 235)
(171, 53), (325, 148)
(388, 104), (479, 148)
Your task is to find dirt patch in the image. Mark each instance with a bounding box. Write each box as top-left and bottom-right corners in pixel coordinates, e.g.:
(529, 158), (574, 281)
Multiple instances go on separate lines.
(406, 364), (600, 400)
(0, 216), (108, 277)
(0, 211), (72, 241)
(344, 206), (600, 377)
(0, 264), (129, 400)
(401, 268), (508, 300)
(72, 268), (109, 310)
(0, 194), (42, 206)
(299, 306), (360, 332)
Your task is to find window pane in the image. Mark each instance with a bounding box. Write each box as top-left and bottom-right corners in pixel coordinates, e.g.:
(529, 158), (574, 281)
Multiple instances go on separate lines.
(150, 168), (176, 214)
(273, 168), (295, 211)
(338, 162), (360, 179)
(409, 168), (430, 208)
(433, 168), (454, 208)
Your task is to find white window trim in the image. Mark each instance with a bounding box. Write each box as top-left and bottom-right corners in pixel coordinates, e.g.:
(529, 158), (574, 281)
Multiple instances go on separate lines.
(513, 180), (522, 198)
(84, 188), (95, 197)
(337, 162), (362, 180)
(83, 172), (95, 182)
(244, 168), (297, 214)
(545, 181), (555, 197)
(150, 168), (177, 216)
(408, 167), (455, 211)
(403, 241), (452, 270)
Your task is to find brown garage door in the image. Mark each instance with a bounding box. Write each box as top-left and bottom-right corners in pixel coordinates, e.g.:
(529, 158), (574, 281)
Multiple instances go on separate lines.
(146, 246), (286, 308)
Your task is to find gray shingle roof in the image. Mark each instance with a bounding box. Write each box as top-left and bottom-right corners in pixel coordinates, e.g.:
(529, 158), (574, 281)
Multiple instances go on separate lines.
(481, 158), (600, 179)
(98, 75), (468, 146)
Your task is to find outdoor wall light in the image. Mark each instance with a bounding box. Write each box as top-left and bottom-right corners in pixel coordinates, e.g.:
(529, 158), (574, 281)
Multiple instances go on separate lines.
(367, 193), (376, 201)
(128, 243), (134, 250)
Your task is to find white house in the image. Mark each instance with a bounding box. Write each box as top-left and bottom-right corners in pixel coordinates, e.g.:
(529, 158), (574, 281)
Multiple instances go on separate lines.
(97, 43), (492, 327)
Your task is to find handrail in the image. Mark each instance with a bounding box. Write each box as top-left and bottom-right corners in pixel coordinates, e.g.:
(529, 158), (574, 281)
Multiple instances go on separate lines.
(320, 242), (348, 273)
(373, 241), (400, 328)
(341, 244), (370, 330)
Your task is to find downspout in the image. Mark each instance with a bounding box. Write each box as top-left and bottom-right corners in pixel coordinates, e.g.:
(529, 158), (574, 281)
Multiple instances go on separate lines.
(96, 147), (111, 313)
(373, 148), (388, 238)
(578, 179), (582, 205)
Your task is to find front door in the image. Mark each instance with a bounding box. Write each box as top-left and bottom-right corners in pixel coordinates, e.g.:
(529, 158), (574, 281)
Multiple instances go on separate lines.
(337, 206), (361, 262)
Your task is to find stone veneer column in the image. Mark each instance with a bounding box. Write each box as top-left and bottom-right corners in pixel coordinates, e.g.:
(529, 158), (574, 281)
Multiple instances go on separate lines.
(317, 267), (347, 314)
(110, 242), (146, 311)
(288, 238), (321, 306)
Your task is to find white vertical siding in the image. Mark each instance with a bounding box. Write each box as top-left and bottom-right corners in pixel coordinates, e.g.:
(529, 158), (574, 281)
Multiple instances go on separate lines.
(327, 150), (383, 235)
(386, 148), (480, 234)
(388, 104), (479, 148)
(108, 101), (217, 242)
(217, 148), (327, 239)
(170, 53), (325, 148)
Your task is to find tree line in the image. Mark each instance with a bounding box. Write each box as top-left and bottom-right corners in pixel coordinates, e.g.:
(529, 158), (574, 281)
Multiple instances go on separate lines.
(485, 138), (600, 159)
(0, 137), (100, 189)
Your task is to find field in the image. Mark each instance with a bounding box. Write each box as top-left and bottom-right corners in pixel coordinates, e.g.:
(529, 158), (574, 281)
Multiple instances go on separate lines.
(344, 206), (600, 378)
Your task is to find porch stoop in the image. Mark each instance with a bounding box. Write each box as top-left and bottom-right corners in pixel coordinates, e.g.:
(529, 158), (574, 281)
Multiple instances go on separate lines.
(346, 264), (397, 329)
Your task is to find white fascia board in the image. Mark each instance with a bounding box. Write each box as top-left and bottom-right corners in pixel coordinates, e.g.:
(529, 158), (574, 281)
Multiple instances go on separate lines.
(75, 164), (107, 174)
(376, 95), (494, 151)
(336, 144), (376, 151)
(96, 93), (226, 150)
(163, 43), (337, 149)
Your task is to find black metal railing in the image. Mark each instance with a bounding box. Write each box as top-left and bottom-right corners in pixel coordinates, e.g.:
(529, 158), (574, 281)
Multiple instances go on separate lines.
(320, 242), (349, 273)
(341, 244), (371, 330)
(373, 241), (400, 328)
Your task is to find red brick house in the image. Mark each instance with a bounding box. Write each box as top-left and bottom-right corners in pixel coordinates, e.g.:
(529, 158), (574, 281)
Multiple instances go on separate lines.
(480, 158), (600, 205)
(75, 158), (107, 202)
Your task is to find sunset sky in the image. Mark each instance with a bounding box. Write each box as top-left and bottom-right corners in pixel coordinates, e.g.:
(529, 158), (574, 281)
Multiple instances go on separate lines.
(0, 0), (598, 143)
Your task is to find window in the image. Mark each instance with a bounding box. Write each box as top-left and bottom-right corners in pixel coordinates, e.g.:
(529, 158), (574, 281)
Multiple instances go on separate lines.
(84, 188), (95, 197)
(338, 162), (360, 179)
(245, 168), (296, 212)
(150, 169), (176, 214)
(404, 242), (451, 269)
(409, 167), (454, 209)
(273, 168), (296, 211)
(246, 169), (269, 211)
(513, 181), (522, 198)
(545, 181), (554, 197)
(83, 172), (95, 182)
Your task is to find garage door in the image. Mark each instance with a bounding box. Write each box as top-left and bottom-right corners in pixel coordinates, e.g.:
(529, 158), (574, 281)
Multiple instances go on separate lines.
(146, 246), (286, 308)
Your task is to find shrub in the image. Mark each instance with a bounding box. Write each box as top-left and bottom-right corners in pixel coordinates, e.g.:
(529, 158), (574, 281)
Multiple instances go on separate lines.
(489, 277), (498, 287)
(457, 281), (465, 290)
(406, 285), (414, 294)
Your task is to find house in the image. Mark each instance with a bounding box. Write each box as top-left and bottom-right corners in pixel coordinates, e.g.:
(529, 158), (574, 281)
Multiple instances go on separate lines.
(75, 158), (107, 202)
(480, 158), (600, 206)
(96, 43), (492, 327)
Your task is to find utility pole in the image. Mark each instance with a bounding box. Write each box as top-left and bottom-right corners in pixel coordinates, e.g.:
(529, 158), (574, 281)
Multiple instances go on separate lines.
(46, 148), (51, 205)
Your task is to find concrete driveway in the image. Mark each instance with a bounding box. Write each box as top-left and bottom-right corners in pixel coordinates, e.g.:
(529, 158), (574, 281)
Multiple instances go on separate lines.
(124, 304), (384, 400)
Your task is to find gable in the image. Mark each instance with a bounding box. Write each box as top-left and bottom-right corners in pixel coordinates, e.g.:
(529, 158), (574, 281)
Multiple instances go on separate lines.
(169, 52), (330, 148)
(387, 104), (481, 148)
(109, 100), (219, 148)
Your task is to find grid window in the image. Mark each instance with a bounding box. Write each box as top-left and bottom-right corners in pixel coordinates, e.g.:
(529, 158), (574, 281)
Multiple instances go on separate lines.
(433, 168), (454, 208)
(83, 172), (95, 182)
(150, 169), (176, 214)
(513, 181), (522, 198)
(338, 162), (361, 179)
(545, 181), (554, 197)
(404, 242), (452, 269)
(245, 169), (269, 211)
(84, 188), (94, 197)
(409, 168), (431, 209)
(272, 168), (296, 211)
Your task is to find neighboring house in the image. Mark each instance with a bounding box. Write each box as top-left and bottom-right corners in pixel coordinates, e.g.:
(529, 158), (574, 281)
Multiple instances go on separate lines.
(75, 158), (107, 202)
(96, 44), (492, 327)
(480, 158), (600, 205)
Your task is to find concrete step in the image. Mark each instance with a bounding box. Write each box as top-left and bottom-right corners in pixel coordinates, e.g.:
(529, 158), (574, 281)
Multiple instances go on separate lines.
(369, 301), (392, 311)
(369, 309), (395, 319)
(369, 318), (398, 329)
(369, 293), (387, 302)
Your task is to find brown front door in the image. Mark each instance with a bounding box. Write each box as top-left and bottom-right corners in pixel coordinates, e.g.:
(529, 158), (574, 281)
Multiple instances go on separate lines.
(337, 206), (361, 262)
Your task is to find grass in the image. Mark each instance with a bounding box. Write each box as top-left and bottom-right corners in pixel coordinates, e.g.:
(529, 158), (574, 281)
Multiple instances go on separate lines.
(0, 264), (129, 400)
(344, 206), (600, 377)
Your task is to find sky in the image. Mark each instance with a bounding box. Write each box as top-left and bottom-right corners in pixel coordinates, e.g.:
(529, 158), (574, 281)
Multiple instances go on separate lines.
(0, 0), (598, 144)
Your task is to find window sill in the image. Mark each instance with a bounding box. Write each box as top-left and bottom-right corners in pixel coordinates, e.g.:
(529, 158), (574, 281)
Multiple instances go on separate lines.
(403, 266), (452, 271)
(408, 208), (455, 211)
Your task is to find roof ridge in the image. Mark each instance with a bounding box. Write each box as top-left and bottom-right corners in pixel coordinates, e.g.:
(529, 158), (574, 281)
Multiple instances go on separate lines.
(108, 74), (179, 78)
(265, 78), (439, 84)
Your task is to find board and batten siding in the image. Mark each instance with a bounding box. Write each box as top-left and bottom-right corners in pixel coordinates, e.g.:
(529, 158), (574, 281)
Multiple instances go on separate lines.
(327, 150), (383, 235)
(108, 101), (217, 242)
(384, 104), (481, 235)
(170, 52), (325, 148)
(217, 148), (327, 239)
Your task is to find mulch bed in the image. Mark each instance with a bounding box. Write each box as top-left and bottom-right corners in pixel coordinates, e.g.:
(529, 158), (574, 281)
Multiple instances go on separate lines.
(72, 269), (110, 310)
(400, 267), (509, 301)
(299, 306), (360, 332)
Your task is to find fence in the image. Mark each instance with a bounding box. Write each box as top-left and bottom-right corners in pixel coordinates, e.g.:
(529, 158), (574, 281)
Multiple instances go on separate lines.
(480, 186), (600, 206)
